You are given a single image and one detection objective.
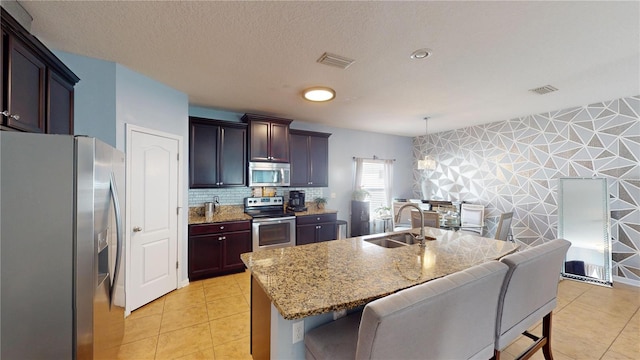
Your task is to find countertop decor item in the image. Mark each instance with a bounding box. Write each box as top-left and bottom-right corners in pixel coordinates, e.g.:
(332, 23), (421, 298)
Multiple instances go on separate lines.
(313, 197), (327, 209)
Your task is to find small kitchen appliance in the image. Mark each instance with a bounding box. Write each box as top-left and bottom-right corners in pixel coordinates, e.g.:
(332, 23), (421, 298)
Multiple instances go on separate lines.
(244, 196), (296, 250)
(287, 190), (307, 212)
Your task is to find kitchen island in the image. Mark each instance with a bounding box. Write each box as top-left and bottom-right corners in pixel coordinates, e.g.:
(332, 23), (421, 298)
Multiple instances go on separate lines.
(240, 227), (519, 359)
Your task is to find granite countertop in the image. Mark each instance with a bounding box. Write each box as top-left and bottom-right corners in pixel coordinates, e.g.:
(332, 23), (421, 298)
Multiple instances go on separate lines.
(240, 228), (519, 320)
(293, 203), (338, 216)
(188, 203), (337, 225)
(189, 205), (252, 224)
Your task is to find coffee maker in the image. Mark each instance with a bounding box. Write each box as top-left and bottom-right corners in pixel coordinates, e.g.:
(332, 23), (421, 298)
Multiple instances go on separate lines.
(287, 190), (307, 211)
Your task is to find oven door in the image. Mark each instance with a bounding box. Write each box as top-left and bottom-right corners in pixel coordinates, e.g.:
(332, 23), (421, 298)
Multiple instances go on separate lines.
(252, 216), (296, 251)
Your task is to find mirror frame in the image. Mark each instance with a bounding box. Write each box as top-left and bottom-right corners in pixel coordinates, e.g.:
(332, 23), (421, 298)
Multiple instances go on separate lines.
(558, 177), (612, 286)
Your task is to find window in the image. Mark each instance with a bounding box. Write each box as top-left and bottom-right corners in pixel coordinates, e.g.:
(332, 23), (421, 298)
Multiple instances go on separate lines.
(354, 158), (394, 218)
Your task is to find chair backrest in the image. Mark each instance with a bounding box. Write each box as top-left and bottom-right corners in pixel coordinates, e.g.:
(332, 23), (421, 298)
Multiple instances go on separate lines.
(495, 212), (514, 241)
(495, 239), (571, 350)
(427, 200), (453, 209)
(461, 203), (485, 226)
(392, 201), (412, 228)
(410, 209), (439, 228)
(356, 261), (508, 360)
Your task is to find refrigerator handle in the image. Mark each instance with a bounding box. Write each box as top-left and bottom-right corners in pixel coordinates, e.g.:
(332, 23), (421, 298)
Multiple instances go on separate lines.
(109, 172), (124, 308)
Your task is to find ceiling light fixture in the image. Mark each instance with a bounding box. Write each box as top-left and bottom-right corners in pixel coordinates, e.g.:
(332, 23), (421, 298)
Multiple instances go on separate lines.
(410, 48), (433, 60)
(302, 87), (336, 102)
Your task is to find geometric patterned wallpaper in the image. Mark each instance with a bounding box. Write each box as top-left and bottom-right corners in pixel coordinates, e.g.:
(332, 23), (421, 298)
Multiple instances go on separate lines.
(413, 95), (640, 283)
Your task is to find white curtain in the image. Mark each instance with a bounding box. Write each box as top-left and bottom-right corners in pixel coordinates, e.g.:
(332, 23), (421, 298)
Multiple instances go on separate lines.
(353, 157), (365, 191)
(353, 157), (394, 210)
(383, 159), (394, 210)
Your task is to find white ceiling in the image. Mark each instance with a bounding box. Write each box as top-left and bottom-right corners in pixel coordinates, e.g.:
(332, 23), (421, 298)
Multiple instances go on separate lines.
(17, 1), (640, 137)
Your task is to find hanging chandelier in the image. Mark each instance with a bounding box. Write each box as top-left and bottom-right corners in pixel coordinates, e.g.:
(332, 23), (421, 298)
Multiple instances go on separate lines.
(417, 117), (436, 170)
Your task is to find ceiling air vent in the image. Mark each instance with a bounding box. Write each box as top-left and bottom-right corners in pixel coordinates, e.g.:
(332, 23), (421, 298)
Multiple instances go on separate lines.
(317, 52), (355, 69)
(529, 85), (558, 95)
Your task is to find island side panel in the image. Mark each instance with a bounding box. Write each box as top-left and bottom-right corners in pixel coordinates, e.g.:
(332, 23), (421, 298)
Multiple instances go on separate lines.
(252, 276), (271, 360)
(271, 305), (334, 360)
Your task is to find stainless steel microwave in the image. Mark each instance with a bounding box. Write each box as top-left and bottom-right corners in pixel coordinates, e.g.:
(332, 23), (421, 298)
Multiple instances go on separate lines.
(248, 162), (290, 187)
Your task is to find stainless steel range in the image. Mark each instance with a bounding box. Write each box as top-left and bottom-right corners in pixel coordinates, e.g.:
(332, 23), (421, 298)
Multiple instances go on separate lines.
(244, 196), (296, 251)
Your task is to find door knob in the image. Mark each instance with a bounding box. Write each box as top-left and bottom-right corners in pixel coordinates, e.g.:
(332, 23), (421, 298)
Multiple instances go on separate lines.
(133, 226), (142, 232)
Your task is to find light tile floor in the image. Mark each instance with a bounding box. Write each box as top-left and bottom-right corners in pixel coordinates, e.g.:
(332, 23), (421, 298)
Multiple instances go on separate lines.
(118, 271), (639, 360)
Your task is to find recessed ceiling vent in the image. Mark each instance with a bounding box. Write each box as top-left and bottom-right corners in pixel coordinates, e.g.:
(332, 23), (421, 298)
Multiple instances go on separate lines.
(317, 52), (355, 69)
(529, 85), (558, 95)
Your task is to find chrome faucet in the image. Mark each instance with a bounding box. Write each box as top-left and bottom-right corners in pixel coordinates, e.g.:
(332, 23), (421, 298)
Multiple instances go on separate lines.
(394, 203), (426, 248)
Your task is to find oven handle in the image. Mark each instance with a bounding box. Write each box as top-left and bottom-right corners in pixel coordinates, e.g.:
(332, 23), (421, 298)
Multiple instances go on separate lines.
(252, 216), (297, 224)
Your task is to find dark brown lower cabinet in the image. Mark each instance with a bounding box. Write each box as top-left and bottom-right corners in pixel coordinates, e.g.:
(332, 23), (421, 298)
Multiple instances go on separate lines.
(188, 221), (251, 280)
(296, 213), (337, 245)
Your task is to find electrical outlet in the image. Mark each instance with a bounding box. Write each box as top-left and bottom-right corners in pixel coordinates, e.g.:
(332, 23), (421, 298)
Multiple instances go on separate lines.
(292, 320), (304, 344)
(330, 192), (336, 199)
(333, 309), (347, 320)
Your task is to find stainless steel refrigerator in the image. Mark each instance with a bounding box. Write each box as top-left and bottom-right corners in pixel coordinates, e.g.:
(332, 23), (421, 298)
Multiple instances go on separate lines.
(1, 132), (125, 359)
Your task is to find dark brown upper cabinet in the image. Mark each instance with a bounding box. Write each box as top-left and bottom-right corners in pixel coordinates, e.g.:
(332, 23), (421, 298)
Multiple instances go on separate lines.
(47, 70), (74, 134)
(1, 9), (79, 134)
(242, 113), (292, 163)
(189, 117), (247, 188)
(290, 129), (331, 187)
(6, 35), (45, 132)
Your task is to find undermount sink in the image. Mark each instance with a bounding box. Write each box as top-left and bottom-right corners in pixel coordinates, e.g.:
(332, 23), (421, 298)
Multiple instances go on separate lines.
(364, 232), (419, 248)
(364, 232), (438, 248)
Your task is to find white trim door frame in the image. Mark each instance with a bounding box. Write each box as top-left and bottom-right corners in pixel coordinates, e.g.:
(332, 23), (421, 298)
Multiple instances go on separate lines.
(125, 124), (183, 315)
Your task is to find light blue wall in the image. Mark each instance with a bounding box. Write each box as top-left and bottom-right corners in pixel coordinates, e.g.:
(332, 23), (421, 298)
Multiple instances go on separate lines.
(53, 51), (117, 147)
(114, 65), (188, 150)
(187, 108), (414, 225)
(50, 51), (191, 285)
(115, 65), (190, 283)
(188, 105), (243, 122)
(290, 120), (414, 224)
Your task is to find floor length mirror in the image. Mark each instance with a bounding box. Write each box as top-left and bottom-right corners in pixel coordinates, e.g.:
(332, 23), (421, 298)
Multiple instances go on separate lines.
(558, 177), (612, 286)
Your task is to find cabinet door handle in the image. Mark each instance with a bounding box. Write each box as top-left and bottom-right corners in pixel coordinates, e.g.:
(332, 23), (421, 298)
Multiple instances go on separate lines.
(220, 226), (224, 230)
(133, 226), (142, 232)
(218, 236), (225, 241)
(1, 110), (20, 120)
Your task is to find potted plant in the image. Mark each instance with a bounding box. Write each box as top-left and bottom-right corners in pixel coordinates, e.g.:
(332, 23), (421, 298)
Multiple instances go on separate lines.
(374, 206), (391, 218)
(314, 197), (327, 209)
(352, 189), (370, 201)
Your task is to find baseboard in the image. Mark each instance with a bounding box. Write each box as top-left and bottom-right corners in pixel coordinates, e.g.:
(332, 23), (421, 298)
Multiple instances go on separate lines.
(613, 275), (640, 287)
(180, 278), (190, 289)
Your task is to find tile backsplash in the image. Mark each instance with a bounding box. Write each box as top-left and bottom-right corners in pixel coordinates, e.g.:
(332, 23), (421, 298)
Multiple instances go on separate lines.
(188, 187), (324, 207)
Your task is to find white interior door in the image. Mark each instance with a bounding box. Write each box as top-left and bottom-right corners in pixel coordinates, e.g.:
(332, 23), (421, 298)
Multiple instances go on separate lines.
(127, 126), (180, 311)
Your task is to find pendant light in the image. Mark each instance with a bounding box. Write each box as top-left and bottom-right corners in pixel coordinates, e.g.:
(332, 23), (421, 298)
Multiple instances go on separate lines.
(417, 117), (436, 170)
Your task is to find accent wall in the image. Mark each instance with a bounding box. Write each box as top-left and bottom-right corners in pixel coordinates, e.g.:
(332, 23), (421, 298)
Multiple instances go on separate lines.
(413, 95), (640, 284)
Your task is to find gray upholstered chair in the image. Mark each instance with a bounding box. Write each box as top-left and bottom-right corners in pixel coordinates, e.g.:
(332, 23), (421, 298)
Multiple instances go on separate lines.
(410, 209), (440, 228)
(494, 239), (571, 360)
(305, 261), (509, 360)
(494, 212), (514, 241)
